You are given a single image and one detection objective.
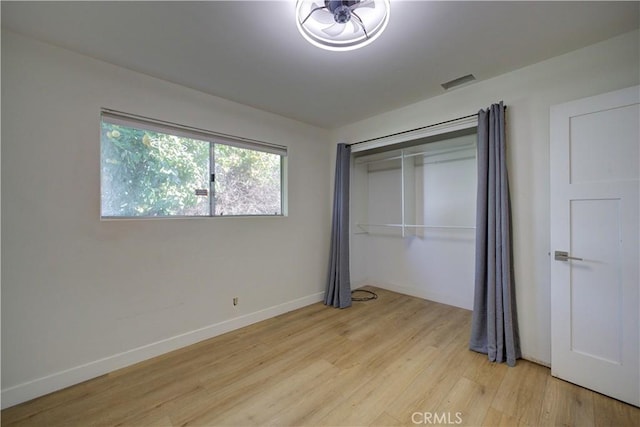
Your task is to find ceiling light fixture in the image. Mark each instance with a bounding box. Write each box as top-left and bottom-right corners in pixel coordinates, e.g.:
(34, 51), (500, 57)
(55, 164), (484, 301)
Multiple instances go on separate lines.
(296, 0), (390, 52)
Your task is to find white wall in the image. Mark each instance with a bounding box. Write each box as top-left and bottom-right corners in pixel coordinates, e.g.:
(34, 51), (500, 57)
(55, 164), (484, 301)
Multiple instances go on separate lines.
(1, 30), (331, 407)
(351, 135), (477, 309)
(333, 30), (640, 366)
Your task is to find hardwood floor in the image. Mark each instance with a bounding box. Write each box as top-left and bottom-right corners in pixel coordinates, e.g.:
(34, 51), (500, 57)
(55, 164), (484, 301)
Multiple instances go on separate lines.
(2, 287), (639, 426)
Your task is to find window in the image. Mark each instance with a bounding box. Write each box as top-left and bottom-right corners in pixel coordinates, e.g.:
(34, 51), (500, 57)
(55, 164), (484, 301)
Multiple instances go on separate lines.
(100, 111), (287, 218)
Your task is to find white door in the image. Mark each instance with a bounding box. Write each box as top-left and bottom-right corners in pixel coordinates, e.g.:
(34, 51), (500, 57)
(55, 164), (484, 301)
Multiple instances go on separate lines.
(550, 86), (639, 406)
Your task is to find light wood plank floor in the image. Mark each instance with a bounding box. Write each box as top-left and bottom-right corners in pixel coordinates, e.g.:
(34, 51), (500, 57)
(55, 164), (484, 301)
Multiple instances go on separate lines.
(2, 287), (639, 426)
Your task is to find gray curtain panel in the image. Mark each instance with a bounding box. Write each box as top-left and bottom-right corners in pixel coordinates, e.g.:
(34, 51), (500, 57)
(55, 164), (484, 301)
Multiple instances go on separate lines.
(469, 102), (521, 366)
(325, 143), (352, 308)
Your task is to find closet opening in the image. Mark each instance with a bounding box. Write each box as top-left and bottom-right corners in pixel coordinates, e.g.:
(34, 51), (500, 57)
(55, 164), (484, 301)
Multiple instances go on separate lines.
(350, 127), (478, 310)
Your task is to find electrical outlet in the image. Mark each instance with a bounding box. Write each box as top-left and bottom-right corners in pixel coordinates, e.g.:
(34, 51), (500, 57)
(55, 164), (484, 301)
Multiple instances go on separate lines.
(233, 297), (239, 306)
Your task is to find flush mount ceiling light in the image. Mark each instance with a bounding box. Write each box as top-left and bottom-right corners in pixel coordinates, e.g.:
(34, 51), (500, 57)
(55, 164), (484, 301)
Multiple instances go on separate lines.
(296, 0), (390, 52)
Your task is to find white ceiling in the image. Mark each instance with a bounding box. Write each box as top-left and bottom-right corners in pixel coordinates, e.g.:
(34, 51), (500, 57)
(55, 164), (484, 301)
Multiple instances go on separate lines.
(2, 1), (638, 129)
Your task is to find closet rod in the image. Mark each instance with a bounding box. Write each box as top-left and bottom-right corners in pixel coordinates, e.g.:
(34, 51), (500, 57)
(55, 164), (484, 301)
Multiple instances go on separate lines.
(346, 105), (506, 148)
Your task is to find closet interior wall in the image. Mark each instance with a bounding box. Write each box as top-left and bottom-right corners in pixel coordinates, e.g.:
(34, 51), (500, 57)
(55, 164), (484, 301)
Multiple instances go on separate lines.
(351, 132), (477, 309)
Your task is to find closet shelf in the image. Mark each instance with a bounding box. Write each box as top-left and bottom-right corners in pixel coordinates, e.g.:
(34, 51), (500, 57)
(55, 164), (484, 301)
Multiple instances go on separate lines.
(353, 135), (477, 239)
(354, 144), (476, 165)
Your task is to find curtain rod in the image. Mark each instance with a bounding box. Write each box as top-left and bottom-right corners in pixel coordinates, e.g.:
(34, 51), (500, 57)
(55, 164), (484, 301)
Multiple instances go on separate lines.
(346, 106), (506, 147)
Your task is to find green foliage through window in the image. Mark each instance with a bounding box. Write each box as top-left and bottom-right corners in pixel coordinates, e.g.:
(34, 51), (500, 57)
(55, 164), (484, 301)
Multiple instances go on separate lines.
(215, 145), (281, 216)
(100, 118), (284, 217)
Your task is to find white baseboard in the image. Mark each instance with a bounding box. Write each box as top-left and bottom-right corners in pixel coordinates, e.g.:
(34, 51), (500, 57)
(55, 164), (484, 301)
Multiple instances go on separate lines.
(357, 280), (472, 311)
(1, 292), (324, 409)
(522, 354), (551, 368)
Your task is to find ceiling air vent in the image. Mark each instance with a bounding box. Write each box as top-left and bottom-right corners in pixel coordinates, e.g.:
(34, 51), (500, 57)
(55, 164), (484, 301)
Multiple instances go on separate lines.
(441, 74), (476, 90)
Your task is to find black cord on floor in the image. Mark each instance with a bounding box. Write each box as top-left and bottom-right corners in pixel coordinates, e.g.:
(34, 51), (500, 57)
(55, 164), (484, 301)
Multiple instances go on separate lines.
(351, 289), (378, 301)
